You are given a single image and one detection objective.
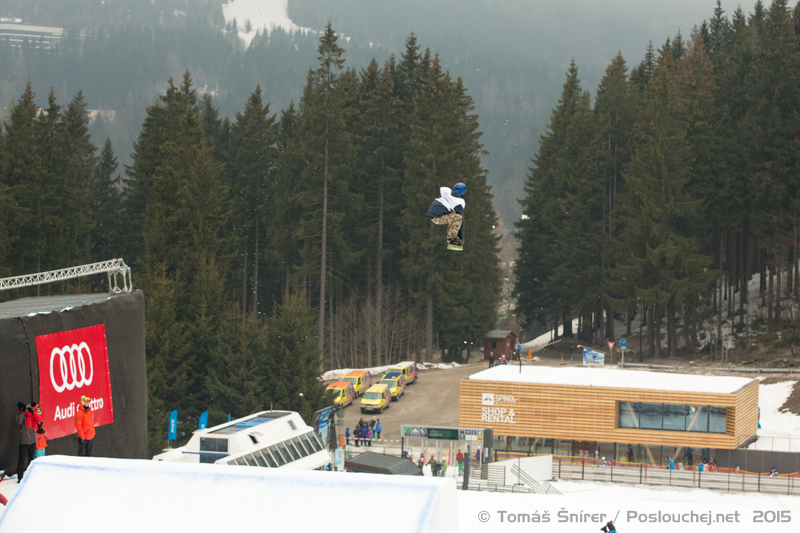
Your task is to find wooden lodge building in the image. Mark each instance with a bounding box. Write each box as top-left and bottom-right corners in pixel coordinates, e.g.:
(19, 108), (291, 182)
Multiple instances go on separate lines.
(483, 330), (517, 360)
(459, 365), (759, 467)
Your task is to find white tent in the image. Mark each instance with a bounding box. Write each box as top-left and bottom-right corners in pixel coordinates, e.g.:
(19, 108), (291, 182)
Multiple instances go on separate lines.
(0, 456), (458, 532)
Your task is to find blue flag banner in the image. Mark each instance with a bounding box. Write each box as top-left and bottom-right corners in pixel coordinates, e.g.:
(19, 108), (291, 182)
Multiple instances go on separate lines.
(198, 411), (209, 430)
(583, 349), (605, 366)
(168, 410), (178, 441)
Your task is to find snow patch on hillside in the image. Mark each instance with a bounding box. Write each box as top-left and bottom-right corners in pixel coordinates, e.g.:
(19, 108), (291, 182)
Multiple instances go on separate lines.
(757, 380), (800, 439)
(222, 0), (312, 48)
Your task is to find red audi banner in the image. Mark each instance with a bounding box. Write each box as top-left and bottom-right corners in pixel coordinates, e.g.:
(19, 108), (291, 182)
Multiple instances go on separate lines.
(35, 325), (114, 439)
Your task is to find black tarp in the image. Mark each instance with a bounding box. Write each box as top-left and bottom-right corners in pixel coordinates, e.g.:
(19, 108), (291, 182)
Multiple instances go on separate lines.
(1, 291), (147, 475)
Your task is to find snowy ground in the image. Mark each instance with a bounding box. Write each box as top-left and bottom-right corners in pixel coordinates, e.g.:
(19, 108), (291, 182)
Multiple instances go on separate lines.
(520, 269), (799, 357)
(221, 0), (312, 48)
(3, 458), (797, 531)
(459, 480), (799, 532)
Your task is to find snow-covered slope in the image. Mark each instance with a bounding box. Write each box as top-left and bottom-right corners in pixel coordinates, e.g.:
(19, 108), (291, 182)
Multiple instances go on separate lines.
(222, 0), (312, 47)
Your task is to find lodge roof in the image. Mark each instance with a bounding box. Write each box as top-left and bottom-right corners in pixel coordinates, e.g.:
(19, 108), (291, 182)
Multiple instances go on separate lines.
(485, 329), (514, 339)
(468, 365), (756, 395)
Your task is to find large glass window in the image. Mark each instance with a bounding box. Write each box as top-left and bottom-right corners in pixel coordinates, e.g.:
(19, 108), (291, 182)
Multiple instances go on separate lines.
(663, 404), (687, 431)
(709, 407), (727, 433)
(261, 449), (278, 468)
(293, 436), (310, 457)
(305, 431), (323, 452)
(619, 402), (726, 434)
(270, 445), (287, 466)
(619, 402), (639, 428)
(252, 450), (268, 467)
(686, 406), (708, 432)
(640, 403), (663, 430)
(199, 437), (228, 463)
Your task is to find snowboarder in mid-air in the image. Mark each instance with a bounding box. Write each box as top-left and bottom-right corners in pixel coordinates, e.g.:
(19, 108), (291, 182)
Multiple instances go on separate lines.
(427, 182), (465, 249)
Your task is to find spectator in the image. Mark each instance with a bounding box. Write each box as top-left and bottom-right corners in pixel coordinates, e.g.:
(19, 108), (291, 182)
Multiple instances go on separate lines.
(626, 444), (634, 463)
(475, 446), (481, 463)
(35, 426), (47, 459)
(489, 353), (494, 368)
(602, 457), (609, 467)
(367, 426), (373, 447)
(678, 463), (684, 471)
(360, 424), (368, 448)
(75, 396), (96, 457)
(16, 402), (40, 482)
(709, 457), (717, 473)
(698, 462), (705, 473)
(345, 427), (350, 445)
(456, 450), (464, 474)
(441, 459), (448, 477)
(669, 457), (675, 470)
(376, 419), (382, 439)
(418, 456), (425, 468)
(686, 447), (694, 466)
(769, 467), (778, 477)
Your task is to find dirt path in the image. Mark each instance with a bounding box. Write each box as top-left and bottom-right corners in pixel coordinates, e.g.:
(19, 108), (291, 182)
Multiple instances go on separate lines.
(336, 362), (489, 441)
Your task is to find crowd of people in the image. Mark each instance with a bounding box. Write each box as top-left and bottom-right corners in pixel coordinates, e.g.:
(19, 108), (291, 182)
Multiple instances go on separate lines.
(14, 395), (96, 482)
(346, 417), (381, 447)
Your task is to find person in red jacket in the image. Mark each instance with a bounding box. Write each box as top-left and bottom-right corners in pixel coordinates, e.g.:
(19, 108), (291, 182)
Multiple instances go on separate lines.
(16, 402), (42, 482)
(75, 396), (96, 457)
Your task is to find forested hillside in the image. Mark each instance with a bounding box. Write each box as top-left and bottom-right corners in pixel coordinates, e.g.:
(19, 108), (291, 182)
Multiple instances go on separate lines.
(0, 0), (755, 229)
(515, 1), (800, 359)
(0, 26), (501, 453)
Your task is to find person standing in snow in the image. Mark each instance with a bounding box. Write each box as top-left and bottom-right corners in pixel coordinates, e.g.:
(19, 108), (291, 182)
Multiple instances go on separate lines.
(427, 183), (466, 245)
(457, 450), (464, 474)
(16, 402), (41, 482)
(375, 419), (382, 439)
(75, 395), (96, 457)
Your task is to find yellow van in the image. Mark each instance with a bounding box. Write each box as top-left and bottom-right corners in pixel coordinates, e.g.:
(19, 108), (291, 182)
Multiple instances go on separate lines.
(390, 361), (418, 385)
(326, 381), (356, 409)
(380, 371), (406, 401)
(341, 370), (373, 396)
(360, 384), (391, 414)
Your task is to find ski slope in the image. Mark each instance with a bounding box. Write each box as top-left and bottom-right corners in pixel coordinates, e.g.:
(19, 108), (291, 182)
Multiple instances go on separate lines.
(222, 0), (312, 47)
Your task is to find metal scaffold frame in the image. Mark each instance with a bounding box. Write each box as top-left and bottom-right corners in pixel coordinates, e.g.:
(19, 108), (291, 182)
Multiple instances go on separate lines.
(0, 258), (133, 294)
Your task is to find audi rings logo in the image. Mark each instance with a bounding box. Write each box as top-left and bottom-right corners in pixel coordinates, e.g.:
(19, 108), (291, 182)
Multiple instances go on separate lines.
(49, 342), (94, 393)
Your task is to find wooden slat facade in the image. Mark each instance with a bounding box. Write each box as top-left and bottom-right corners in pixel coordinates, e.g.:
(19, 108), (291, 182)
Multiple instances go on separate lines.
(459, 379), (759, 449)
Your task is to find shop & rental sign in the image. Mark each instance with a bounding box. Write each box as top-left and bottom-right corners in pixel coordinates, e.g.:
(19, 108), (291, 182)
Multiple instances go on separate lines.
(35, 324), (114, 438)
(481, 392), (516, 424)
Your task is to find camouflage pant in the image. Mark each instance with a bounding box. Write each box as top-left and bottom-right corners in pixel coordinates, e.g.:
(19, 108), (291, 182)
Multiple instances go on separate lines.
(432, 213), (462, 241)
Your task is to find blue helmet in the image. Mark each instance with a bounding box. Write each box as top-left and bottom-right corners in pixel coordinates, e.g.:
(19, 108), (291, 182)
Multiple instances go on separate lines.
(454, 182), (466, 195)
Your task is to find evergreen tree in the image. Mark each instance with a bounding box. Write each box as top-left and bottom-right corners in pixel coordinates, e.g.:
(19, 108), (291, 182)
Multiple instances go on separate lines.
(264, 293), (328, 421)
(90, 137), (123, 262)
(227, 85), (278, 315)
(610, 48), (717, 357)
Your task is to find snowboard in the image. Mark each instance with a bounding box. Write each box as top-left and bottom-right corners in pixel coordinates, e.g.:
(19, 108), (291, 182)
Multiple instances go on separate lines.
(447, 241), (463, 251)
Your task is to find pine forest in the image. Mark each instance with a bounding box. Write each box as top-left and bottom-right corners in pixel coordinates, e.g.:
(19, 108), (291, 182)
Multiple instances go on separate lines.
(515, 1), (800, 359)
(0, 27), (501, 454)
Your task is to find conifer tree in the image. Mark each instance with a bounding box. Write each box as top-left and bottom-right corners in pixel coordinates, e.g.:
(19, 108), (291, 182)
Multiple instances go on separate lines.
(611, 48), (717, 357)
(264, 293), (328, 420)
(90, 137), (122, 262)
(227, 85), (278, 315)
